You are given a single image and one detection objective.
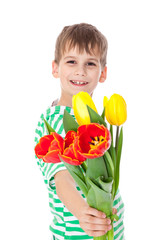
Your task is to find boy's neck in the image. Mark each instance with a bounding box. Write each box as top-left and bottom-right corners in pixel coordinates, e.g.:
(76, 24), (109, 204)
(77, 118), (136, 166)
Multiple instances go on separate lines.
(57, 94), (72, 108)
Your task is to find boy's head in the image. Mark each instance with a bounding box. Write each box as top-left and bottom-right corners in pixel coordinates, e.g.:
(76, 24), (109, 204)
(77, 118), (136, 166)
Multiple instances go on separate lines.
(54, 23), (108, 69)
(52, 23), (108, 107)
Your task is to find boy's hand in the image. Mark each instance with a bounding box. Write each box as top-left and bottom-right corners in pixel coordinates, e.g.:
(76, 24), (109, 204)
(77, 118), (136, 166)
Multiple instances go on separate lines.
(78, 206), (117, 237)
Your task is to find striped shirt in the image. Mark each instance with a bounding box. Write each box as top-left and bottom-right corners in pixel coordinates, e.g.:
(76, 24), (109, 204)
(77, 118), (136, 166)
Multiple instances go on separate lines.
(34, 105), (125, 240)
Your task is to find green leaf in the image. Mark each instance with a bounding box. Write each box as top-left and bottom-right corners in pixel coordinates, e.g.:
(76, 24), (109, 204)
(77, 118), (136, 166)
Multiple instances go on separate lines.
(115, 126), (120, 155)
(104, 151), (114, 178)
(63, 110), (79, 134)
(96, 176), (113, 193)
(108, 145), (116, 170)
(43, 118), (55, 134)
(60, 157), (85, 182)
(111, 214), (119, 222)
(86, 157), (108, 185)
(101, 107), (105, 120)
(68, 170), (88, 197)
(59, 157), (88, 197)
(114, 127), (123, 197)
(109, 125), (114, 147)
(86, 105), (107, 127)
(86, 177), (113, 217)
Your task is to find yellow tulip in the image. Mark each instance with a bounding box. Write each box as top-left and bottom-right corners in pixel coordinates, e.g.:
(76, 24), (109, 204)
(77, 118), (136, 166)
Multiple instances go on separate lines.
(103, 94), (127, 126)
(72, 92), (98, 125)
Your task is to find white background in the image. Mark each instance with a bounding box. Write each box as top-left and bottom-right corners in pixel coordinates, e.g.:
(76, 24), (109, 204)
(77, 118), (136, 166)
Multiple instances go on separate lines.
(0, 0), (160, 239)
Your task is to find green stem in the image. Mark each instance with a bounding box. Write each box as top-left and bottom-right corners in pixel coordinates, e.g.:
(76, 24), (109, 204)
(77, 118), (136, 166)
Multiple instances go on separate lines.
(115, 126), (119, 155)
(107, 223), (114, 240)
(81, 161), (87, 173)
(93, 233), (107, 240)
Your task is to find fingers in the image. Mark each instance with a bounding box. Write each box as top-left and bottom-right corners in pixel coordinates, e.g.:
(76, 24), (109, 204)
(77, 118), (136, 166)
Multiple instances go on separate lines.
(80, 221), (112, 237)
(87, 206), (106, 218)
(79, 206), (114, 237)
(85, 214), (111, 225)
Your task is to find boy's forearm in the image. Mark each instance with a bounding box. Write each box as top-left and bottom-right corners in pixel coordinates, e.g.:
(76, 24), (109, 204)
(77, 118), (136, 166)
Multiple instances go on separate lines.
(54, 170), (87, 220)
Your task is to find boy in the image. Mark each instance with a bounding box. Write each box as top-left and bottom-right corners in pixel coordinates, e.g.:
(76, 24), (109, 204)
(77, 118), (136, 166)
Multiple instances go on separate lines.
(35, 23), (124, 240)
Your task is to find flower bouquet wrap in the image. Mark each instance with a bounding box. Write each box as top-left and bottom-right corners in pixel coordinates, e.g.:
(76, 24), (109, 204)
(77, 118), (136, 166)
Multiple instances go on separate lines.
(34, 92), (127, 240)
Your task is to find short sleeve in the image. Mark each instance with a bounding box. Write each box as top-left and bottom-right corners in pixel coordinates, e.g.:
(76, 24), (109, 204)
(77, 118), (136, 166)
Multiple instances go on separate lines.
(34, 108), (67, 190)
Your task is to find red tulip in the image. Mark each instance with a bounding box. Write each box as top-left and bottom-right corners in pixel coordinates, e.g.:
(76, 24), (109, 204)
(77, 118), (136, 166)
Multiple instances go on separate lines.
(74, 123), (111, 159)
(34, 132), (64, 163)
(59, 131), (86, 165)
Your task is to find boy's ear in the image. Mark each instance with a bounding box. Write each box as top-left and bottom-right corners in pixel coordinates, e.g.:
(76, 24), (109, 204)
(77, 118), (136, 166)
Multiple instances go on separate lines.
(52, 60), (59, 78)
(99, 66), (107, 83)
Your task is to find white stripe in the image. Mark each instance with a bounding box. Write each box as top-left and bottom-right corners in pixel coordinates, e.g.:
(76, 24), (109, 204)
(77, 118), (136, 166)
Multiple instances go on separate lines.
(65, 230), (86, 236)
(54, 203), (64, 208)
(114, 191), (120, 201)
(64, 216), (78, 222)
(50, 224), (65, 232)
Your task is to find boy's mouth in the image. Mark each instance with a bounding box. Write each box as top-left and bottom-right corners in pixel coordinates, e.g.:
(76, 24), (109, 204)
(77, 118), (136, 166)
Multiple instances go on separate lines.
(70, 80), (88, 86)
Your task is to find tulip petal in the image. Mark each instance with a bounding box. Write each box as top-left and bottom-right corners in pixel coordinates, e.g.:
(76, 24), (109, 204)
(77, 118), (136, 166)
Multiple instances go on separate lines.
(35, 135), (54, 158)
(59, 154), (83, 165)
(49, 132), (64, 152)
(64, 131), (77, 148)
(43, 150), (61, 163)
(72, 91), (98, 125)
(39, 135), (54, 152)
(35, 143), (47, 158)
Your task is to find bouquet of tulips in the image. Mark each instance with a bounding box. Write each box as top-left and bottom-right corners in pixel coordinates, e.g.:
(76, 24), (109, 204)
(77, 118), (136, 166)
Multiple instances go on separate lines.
(35, 92), (127, 240)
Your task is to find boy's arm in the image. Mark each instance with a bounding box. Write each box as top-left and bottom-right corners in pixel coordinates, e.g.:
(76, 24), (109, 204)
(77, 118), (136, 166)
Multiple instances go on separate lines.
(55, 170), (112, 237)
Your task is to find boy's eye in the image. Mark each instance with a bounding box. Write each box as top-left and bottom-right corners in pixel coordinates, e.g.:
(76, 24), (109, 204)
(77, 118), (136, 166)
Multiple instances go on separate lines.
(67, 60), (75, 64)
(87, 62), (96, 66)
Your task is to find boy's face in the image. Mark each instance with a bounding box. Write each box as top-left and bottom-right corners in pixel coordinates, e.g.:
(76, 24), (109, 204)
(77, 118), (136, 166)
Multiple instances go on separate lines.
(52, 45), (107, 107)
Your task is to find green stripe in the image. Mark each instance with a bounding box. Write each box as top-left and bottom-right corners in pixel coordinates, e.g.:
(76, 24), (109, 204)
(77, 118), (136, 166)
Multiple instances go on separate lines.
(114, 219), (124, 232)
(64, 212), (74, 217)
(65, 235), (93, 239)
(66, 227), (84, 232)
(57, 123), (64, 135)
(35, 129), (42, 137)
(114, 227), (124, 239)
(117, 202), (124, 212)
(46, 108), (51, 116)
(49, 193), (53, 199)
(46, 164), (54, 177)
(53, 115), (63, 130)
(53, 198), (62, 204)
(50, 113), (56, 125)
(49, 226), (65, 237)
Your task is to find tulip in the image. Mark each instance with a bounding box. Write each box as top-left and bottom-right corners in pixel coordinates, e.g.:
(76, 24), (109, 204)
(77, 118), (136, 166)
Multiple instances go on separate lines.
(74, 123), (111, 159)
(59, 130), (86, 165)
(103, 94), (127, 126)
(72, 91), (98, 125)
(34, 132), (64, 163)
(35, 130), (86, 165)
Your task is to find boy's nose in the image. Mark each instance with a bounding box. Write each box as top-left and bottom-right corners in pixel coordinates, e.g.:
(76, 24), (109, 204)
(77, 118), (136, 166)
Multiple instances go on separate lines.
(74, 66), (86, 76)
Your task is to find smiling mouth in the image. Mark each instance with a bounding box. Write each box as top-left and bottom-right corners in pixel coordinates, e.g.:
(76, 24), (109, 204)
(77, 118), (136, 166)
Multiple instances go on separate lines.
(70, 80), (88, 86)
